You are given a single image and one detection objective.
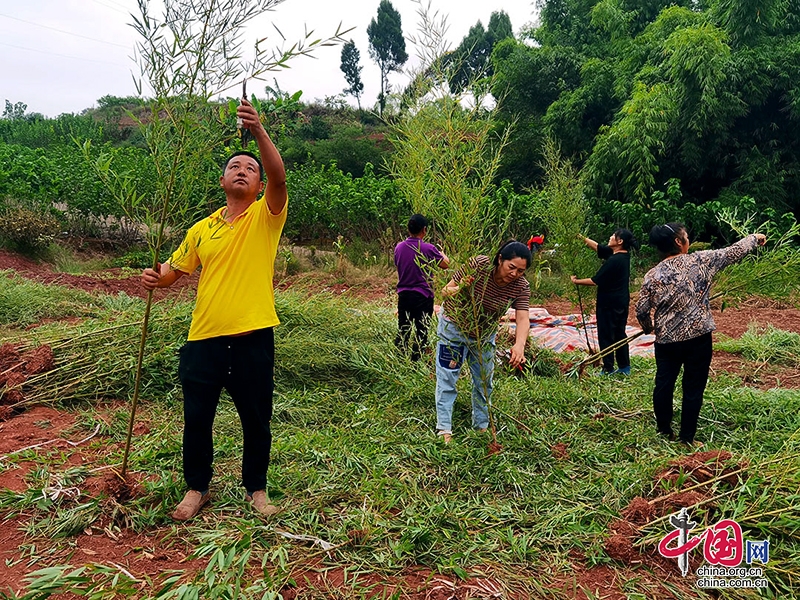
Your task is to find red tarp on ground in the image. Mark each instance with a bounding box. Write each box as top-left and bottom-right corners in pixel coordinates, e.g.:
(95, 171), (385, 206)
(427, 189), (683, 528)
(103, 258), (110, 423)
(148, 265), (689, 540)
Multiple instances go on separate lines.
(502, 308), (655, 356)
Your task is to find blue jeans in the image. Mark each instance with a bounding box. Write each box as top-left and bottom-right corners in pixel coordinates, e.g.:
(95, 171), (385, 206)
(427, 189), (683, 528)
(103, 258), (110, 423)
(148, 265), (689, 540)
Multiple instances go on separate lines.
(435, 317), (496, 433)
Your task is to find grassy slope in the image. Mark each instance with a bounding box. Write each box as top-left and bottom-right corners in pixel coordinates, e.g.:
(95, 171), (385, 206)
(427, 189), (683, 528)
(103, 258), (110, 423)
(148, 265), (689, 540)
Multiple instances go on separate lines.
(0, 280), (798, 599)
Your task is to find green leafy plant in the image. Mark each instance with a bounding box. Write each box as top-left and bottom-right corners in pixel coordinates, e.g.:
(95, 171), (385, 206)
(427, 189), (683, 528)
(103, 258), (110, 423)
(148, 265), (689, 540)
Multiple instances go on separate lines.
(0, 202), (61, 255)
(390, 1), (514, 266)
(538, 140), (598, 309)
(713, 205), (800, 303)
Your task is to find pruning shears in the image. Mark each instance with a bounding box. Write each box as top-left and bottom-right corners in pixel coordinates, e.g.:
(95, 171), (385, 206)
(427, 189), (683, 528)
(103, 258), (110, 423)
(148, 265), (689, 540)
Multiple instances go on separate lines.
(237, 79), (252, 148)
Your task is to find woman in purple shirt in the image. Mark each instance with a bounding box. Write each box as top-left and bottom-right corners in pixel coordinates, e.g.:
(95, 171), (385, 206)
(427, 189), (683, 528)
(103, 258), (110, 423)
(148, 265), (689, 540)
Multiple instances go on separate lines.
(394, 214), (450, 361)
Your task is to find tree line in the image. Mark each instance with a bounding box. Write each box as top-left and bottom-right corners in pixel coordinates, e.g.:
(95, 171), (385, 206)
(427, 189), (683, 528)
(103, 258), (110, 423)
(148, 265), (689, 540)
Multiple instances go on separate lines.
(2, 0), (799, 255)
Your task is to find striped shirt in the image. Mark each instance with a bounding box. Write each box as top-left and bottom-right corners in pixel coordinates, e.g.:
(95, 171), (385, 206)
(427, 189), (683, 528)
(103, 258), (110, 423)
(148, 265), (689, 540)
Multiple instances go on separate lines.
(635, 235), (759, 344)
(443, 255), (530, 340)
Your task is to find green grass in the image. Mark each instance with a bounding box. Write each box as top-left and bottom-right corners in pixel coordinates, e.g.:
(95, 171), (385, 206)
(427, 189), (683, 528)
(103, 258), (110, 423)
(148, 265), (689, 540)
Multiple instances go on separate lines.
(46, 244), (119, 275)
(1, 282), (799, 598)
(716, 324), (800, 366)
(0, 272), (98, 327)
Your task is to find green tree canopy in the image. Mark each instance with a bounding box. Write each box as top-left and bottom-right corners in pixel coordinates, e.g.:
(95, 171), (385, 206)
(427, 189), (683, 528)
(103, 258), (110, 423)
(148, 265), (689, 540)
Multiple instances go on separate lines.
(367, 0), (408, 115)
(340, 40), (365, 110)
(2, 101), (27, 120)
(490, 0), (800, 235)
(445, 11), (514, 95)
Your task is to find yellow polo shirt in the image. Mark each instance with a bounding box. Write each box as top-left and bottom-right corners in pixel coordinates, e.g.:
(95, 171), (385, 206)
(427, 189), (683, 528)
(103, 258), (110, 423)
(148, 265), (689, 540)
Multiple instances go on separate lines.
(168, 196), (287, 341)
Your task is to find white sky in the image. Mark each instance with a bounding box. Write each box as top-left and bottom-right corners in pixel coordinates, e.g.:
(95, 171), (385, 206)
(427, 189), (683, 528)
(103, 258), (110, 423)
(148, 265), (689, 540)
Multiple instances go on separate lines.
(0, 0), (537, 118)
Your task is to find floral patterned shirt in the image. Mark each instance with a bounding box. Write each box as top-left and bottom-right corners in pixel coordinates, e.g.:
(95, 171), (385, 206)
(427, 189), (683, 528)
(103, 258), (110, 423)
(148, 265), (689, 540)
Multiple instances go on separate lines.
(635, 235), (759, 344)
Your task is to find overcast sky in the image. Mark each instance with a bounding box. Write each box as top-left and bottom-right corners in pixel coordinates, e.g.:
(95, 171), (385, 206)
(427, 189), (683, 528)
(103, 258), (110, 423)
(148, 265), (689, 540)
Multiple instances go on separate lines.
(0, 0), (537, 118)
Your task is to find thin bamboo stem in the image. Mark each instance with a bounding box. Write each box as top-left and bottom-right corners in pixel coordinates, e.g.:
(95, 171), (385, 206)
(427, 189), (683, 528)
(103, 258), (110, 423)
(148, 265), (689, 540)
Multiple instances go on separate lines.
(492, 405), (533, 433)
(572, 330), (645, 371)
(120, 290), (155, 478)
(574, 284), (593, 354)
(636, 488), (740, 542)
(710, 263), (790, 301)
(646, 453), (798, 517)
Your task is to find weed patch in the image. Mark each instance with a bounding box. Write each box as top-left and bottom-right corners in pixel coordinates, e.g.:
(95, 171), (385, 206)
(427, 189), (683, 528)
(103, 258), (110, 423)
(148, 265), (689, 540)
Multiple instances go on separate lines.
(716, 323), (800, 366)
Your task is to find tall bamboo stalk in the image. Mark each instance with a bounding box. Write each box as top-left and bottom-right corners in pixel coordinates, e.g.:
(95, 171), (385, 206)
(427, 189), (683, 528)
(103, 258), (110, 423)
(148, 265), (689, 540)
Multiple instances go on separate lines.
(575, 284), (594, 354)
(120, 134), (186, 479)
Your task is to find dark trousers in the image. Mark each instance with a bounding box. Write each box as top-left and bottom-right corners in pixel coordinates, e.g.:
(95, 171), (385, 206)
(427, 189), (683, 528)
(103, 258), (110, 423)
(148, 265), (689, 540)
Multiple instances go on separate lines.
(596, 303), (630, 372)
(178, 328), (274, 494)
(653, 332), (713, 443)
(395, 290), (434, 361)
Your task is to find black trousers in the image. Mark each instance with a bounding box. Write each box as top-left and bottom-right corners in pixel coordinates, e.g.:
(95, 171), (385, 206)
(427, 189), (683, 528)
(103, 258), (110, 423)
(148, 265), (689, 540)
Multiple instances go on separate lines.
(178, 328), (274, 494)
(596, 303), (630, 372)
(395, 290), (434, 361)
(653, 332), (713, 443)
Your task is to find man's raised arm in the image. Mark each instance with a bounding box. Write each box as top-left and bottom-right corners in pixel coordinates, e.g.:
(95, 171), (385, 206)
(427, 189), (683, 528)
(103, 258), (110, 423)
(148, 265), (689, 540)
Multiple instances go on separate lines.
(237, 99), (287, 215)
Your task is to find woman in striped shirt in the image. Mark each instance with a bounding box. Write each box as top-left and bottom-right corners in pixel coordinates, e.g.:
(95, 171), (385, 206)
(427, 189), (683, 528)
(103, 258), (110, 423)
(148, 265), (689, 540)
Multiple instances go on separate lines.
(636, 223), (766, 446)
(435, 241), (532, 443)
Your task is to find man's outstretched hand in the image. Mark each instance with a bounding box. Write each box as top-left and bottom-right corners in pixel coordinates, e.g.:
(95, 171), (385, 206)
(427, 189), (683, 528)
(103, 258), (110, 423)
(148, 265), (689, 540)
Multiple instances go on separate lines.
(237, 99), (266, 139)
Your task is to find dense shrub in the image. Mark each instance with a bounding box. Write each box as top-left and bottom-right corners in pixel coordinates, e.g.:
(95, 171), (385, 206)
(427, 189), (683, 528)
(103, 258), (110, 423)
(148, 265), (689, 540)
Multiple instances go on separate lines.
(310, 126), (390, 177)
(0, 201), (62, 254)
(285, 162), (408, 242)
(482, 179), (547, 241)
(0, 143), (60, 202)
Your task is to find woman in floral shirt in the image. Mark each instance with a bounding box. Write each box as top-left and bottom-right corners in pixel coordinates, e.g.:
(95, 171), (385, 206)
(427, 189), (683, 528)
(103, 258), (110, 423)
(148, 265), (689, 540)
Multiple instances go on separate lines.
(636, 223), (766, 445)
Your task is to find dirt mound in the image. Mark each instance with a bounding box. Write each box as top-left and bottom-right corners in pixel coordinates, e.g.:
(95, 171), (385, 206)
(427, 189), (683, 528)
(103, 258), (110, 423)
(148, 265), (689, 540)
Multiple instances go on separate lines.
(0, 344), (56, 407)
(101, 472), (143, 502)
(23, 345), (55, 374)
(487, 441), (504, 456)
(654, 490), (706, 513)
(655, 450), (744, 486)
(82, 471), (146, 503)
(551, 442), (570, 460)
(0, 373), (26, 404)
(604, 519), (641, 565)
(605, 534), (638, 564)
(0, 343), (21, 363)
(621, 496), (654, 525)
(606, 450), (747, 567)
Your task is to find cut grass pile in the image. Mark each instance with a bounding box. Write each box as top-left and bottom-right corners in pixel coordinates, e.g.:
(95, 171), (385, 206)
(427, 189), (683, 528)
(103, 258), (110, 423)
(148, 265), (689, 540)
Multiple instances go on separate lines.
(0, 281), (799, 598)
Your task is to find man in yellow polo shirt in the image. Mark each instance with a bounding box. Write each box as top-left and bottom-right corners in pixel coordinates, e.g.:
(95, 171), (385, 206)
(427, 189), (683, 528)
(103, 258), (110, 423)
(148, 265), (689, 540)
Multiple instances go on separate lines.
(141, 98), (287, 520)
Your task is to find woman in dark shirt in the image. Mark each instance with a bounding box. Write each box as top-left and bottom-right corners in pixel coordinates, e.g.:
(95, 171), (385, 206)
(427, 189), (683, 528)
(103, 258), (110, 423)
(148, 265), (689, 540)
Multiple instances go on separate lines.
(636, 223), (765, 445)
(572, 229), (639, 375)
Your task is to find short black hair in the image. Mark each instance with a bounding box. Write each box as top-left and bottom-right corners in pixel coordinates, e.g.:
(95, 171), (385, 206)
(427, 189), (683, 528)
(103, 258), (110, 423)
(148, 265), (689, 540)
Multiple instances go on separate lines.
(407, 214), (429, 235)
(648, 222), (687, 257)
(224, 151), (264, 181)
(493, 240), (532, 268)
(613, 228), (640, 251)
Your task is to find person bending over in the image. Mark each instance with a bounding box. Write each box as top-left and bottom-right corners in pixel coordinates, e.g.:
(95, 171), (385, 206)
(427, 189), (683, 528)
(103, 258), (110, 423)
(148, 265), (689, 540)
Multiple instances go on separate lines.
(435, 241), (532, 443)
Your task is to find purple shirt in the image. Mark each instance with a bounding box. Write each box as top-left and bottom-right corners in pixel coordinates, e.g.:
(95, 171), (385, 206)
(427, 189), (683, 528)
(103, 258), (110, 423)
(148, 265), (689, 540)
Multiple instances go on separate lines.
(394, 237), (444, 298)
